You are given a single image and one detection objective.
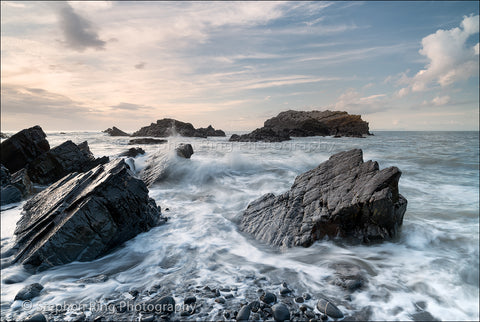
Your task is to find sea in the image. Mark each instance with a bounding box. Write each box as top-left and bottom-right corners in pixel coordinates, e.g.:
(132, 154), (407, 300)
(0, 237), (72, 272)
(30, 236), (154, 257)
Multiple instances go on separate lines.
(1, 131), (479, 321)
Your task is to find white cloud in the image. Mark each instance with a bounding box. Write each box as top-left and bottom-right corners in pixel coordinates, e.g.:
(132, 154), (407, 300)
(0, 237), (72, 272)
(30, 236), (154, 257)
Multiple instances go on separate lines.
(331, 89), (389, 114)
(399, 14), (479, 94)
(431, 95), (451, 106)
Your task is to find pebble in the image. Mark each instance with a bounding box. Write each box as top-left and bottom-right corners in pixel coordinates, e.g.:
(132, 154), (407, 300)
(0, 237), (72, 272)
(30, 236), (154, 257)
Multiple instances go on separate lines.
(317, 298), (343, 319)
(303, 293), (312, 300)
(304, 310), (315, 319)
(280, 287), (292, 295)
(23, 313), (47, 322)
(295, 296), (304, 303)
(249, 300), (260, 312)
(184, 295), (196, 305)
(272, 303), (290, 322)
(215, 297), (226, 304)
(140, 314), (155, 322)
(260, 292), (277, 304)
(14, 283), (44, 301)
(236, 305), (251, 321)
(225, 294), (234, 299)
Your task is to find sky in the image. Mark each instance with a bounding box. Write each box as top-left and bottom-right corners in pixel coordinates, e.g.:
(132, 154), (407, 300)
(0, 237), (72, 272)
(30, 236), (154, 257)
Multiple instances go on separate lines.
(1, 1), (479, 132)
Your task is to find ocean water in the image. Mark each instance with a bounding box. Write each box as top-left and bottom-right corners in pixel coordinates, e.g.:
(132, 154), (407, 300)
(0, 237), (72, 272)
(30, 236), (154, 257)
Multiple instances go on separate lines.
(1, 131), (479, 321)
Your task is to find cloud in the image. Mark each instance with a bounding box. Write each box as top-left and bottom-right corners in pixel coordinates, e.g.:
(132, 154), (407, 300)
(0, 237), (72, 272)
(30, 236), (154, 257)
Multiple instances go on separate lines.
(110, 102), (153, 111)
(58, 2), (106, 51)
(399, 14), (479, 94)
(431, 95), (451, 106)
(134, 62), (146, 69)
(330, 89), (390, 114)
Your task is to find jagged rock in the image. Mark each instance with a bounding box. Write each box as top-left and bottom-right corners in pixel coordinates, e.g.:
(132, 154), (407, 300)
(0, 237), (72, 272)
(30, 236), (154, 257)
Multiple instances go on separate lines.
(128, 138), (168, 145)
(103, 126), (130, 136)
(12, 159), (165, 271)
(264, 110), (370, 137)
(1, 164), (11, 186)
(1, 185), (22, 206)
(119, 147), (145, 158)
(0, 126), (50, 173)
(140, 144), (194, 187)
(196, 125), (226, 137)
(239, 149), (407, 247)
(1, 164), (27, 206)
(132, 118), (225, 138)
(26, 140), (109, 185)
(11, 169), (32, 198)
(229, 127), (290, 142)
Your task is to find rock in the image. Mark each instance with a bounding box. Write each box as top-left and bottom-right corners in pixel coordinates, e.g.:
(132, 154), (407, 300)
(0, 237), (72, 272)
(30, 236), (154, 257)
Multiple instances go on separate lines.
(280, 287), (292, 295)
(11, 169), (32, 197)
(119, 147), (145, 158)
(196, 125), (226, 137)
(295, 296), (304, 303)
(184, 296), (196, 305)
(236, 305), (251, 321)
(140, 144), (194, 187)
(229, 127), (290, 142)
(0, 126), (50, 173)
(12, 159), (165, 271)
(1, 164), (11, 185)
(14, 283), (44, 301)
(175, 143), (194, 159)
(1, 185), (22, 206)
(316, 298), (343, 319)
(26, 140), (109, 185)
(150, 296), (175, 314)
(249, 300), (260, 312)
(239, 149), (407, 247)
(263, 110), (370, 138)
(128, 138), (168, 145)
(23, 313), (47, 322)
(132, 118), (225, 138)
(272, 303), (290, 322)
(260, 292), (277, 304)
(103, 126), (130, 136)
(215, 297), (226, 304)
(303, 293), (312, 300)
(0, 132), (9, 139)
(76, 274), (109, 284)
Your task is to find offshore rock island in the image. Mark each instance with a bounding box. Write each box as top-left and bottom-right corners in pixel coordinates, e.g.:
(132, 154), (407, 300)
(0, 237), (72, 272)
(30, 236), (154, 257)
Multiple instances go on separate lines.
(230, 110), (371, 142)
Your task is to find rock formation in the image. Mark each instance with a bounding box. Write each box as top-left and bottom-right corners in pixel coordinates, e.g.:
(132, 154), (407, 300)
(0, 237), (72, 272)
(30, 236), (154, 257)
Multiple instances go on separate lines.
(132, 119), (225, 138)
(103, 126), (130, 136)
(128, 138), (168, 145)
(239, 149), (407, 247)
(119, 147), (146, 158)
(141, 144), (194, 187)
(0, 126), (50, 173)
(229, 110), (370, 142)
(12, 159), (165, 271)
(1, 165), (32, 206)
(26, 140), (109, 185)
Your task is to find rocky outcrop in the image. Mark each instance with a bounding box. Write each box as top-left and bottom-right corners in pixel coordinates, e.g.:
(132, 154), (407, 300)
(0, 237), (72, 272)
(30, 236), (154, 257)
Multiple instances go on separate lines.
(26, 140), (109, 185)
(1, 165), (31, 206)
(128, 138), (168, 145)
(103, 126), (130, 137)
(0, 126), (50, 173)
(229, 127), (290, 142)
(119, 147), (146, 158)
(141, 144), (194, 187)
(12, 159), (165, 271)
(196, 125), (226, 137)
(239, 149), (407, 247)
(132, 118), (225, 138)
(229, 110), (370, 142)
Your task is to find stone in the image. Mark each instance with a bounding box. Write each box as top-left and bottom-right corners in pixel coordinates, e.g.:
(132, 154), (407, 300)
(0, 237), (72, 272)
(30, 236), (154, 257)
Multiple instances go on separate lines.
(316, 298), (343, 319)
(229, 127), (290, 142)
(1, 126), (50, 173)
(23, 313), (47, 322)
(132, 118), (225, 138)
(140, 144), (194, 187)
(11, 169), (32, 198)
(12, 159), (165, 271)
(103, 126), (130, 136)
(119, 147), (145, 158)
(1, 185), (22, 206)
(236, 305), (251, 321)
(26, 140), (109, 185)
(0, 132), (9, 139)
(128, 138), (168, 145)
(272, 303), (290, 322)
(260, 292), (277, 304)
(239, 149), (407, 247)
(184, 296), (196, 305)
(14, 283), (44, 301)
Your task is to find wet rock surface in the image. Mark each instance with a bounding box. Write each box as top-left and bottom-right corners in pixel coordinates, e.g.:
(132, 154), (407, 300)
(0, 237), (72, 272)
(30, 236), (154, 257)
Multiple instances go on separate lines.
(239, 149), (407, 247)
(119, 147), (145, 158)
(11, 159), (165, 271)
(14, 283), (44, 301)
(0, 126), (50, 173)
(132, 118), (225, 138)
(103, 126), (130, 136)
(128, 138), (168, 145)
(229, 127), (291, 142)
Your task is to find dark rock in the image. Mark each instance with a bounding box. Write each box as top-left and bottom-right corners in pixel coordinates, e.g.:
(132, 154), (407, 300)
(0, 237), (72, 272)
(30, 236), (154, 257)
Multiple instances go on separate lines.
(263, 110), (370, 138)
(316, 298), (343, 319)
(26, 140), (109, 185)
(280, 287), (291, 295)
(14, 283), (44, 301)
(12, 159), (164, 271)
(175, 143), (194, 159)
(239, 149), (407, 247)
(249, 300), (260, 312)
(229, 127), (290, 142)
(236, 305), (251, 321)
(1, 126), (50, 173)
(410, 311), (437, 321)
(302, 293), (311, 300)
(260, 292), (277, 304)
(103, 126), (130, 136)
(23, 313), (47, 322)
(184, 296), (196, 305)
(1, 185), (22, 206)
(140, 144), (194, 187)
(215, 297), (226, 304)
(128, 138), (167, 145)
(195, 125), (226, 137)
(119, 147), (145, 158)
(304, 310), (315, 319)
(272, 303), (290, 322)
(1, 161), (28, 205)
(132, 118), (226, 138)
(11, 169), (32, 197)
(1, 164), (11, 185)
(140, 314), (155, 322)
(151, 296), (175, 314)
(0, 132), (9, 139)
(295, 296), (304, 303)
(76, 274), (109, 284)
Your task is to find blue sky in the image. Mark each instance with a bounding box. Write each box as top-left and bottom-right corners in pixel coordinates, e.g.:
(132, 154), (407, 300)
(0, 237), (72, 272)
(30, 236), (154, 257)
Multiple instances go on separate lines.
(1, 1), (479, 131)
